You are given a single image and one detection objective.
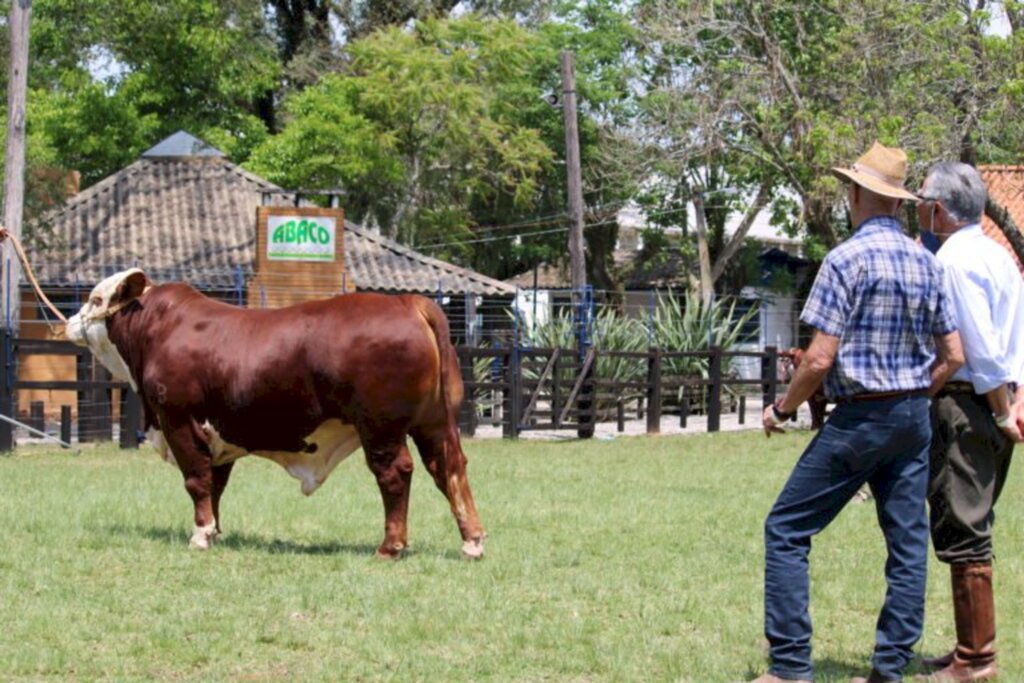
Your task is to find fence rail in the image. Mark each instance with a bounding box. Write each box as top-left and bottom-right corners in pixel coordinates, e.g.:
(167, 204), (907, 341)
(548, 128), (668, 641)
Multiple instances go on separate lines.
(0, 332), (783, 450)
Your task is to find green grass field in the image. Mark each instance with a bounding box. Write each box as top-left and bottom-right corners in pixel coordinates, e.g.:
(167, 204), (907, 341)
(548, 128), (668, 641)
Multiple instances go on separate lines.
(0, 431), (1021, 682)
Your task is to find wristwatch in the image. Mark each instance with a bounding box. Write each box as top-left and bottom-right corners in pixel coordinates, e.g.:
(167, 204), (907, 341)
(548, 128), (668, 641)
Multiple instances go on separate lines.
(772, 400), (796, 422)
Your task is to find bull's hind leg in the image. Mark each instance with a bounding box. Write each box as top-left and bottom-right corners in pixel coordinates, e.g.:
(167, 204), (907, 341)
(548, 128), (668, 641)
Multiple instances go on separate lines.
(362, 433), (415, 560)
(211, 461), (235, 535)
(411, 426), (485, 559)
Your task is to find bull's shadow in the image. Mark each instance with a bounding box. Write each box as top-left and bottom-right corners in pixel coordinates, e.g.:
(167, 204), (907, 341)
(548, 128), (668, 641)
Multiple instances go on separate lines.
(107, 523), (379, 556)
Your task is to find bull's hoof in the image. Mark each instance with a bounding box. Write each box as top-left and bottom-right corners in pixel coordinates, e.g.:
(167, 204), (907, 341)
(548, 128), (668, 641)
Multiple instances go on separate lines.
(188, 523), (219, 550)
(462, 537), (485, 559)
(375, 544), (405, 561)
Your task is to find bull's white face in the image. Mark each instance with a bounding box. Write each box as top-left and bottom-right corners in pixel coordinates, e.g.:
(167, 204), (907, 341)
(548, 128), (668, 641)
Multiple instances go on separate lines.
(66, 268), (147, 391)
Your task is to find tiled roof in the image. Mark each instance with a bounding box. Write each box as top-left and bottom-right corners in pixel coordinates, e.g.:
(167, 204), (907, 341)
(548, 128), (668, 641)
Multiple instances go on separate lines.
(27, 154), (514, 296)
(979, 165), (1024, 277)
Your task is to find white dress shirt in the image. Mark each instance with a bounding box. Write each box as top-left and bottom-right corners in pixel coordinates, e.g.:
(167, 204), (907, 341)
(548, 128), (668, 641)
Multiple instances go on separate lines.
(937, 223), (1024, 393)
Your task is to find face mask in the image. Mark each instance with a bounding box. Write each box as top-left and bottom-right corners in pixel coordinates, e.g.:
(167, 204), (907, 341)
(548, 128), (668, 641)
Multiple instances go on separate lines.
(920, 229), (941, 254)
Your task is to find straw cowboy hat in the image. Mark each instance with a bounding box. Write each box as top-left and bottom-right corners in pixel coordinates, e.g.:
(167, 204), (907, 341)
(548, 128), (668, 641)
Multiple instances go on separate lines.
(831, 141), (919, 201)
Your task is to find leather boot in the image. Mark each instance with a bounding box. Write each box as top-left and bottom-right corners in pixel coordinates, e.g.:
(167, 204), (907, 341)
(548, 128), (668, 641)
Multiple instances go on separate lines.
(918, 563), (997, 681)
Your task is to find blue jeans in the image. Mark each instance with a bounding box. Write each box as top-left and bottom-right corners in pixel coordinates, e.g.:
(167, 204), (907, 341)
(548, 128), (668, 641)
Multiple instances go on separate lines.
(764, 396), (931, 681)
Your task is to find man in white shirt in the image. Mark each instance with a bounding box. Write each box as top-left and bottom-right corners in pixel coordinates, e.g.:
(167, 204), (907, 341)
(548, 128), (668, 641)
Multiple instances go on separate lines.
(916, 162), (1024, 681)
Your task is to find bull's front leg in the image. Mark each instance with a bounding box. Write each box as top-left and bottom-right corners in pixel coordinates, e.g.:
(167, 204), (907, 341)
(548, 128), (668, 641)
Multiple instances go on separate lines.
(163, 417), (219, 550)
(362, 435), (414, 560)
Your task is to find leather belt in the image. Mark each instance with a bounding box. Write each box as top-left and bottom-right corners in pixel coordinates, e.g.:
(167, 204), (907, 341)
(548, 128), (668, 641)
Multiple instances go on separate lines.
(937, 381), (975, 397)
(836, 389), (930, 403)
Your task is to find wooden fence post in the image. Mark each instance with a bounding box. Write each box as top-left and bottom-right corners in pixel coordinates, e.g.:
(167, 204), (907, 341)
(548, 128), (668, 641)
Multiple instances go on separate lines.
(552, 351), (562, 429)
(93, 362), (113, 442)
(458, 347), (477, 437)
(646, 347), (662, 434)
(76, 349), (93, 443)
(0, 329), (14, 452)
(762, 345), (778, 411)
(119, 389), (142, 449)
(502, 346), (520, 439)
(576, 349), (595, 439)
(708, 346), (722, 432)
(29, 400), (43, 433)
(60, 405), (71, 448)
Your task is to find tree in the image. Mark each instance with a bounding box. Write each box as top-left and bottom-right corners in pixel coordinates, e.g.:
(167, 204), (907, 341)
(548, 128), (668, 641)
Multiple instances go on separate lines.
(248, 15), (554, 260)
(17, 0), (280, 190)
(618, 0), (1024, 298)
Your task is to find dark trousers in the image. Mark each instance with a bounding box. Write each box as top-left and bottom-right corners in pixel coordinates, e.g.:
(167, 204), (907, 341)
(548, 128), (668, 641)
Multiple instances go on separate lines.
(764, 396), (931, 681)
(929, 392), (1014, 564)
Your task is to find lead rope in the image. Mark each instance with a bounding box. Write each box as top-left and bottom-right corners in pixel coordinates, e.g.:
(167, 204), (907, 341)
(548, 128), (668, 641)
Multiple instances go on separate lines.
(0, 225), (69, 336)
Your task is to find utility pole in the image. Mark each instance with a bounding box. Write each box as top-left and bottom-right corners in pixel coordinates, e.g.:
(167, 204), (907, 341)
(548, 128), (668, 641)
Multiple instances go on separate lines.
(560, 51), (585, 290)
(3, 0), (31, 333)
(560, 51), (593, 438)
(0, 0), (30, 452)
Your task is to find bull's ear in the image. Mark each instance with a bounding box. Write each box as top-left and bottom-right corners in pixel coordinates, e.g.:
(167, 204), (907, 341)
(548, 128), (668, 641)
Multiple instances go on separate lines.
(115, 270), (148, 304)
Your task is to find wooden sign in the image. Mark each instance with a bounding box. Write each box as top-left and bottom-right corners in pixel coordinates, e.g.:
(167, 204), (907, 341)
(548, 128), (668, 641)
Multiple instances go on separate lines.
(251, 206), (353, 308)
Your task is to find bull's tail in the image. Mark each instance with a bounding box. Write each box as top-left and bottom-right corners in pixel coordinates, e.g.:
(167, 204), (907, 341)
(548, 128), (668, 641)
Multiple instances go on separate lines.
(414, 297), (464, 432)
(413, 297), (485, 558)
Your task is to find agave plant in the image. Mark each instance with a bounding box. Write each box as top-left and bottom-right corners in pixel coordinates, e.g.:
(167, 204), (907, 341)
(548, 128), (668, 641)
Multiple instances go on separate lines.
(651, 289), (759, 410)
(470, 291), (758, 421)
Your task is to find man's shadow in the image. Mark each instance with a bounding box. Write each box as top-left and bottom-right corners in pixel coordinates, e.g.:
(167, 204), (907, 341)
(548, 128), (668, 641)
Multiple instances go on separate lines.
(741, 656), (927, 681)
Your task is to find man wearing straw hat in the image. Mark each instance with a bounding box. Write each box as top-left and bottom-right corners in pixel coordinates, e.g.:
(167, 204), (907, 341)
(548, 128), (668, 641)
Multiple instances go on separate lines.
(749, 142), (964, 683)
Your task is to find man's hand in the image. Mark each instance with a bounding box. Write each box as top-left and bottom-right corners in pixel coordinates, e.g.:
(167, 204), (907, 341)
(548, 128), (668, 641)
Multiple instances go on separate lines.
(994, 410), (1023, 442)
(1006, 400), (1024, 442)
(762, 405), (786, 437)
(0, 225), (8, 243)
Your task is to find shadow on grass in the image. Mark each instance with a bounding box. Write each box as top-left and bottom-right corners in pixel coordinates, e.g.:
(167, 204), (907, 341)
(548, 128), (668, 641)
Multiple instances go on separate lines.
(105, 523), (379, 556)
(739, 657), (887, 681)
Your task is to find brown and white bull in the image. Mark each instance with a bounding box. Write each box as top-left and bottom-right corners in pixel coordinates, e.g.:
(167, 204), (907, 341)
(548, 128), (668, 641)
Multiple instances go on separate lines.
(66, 268), (485, 559)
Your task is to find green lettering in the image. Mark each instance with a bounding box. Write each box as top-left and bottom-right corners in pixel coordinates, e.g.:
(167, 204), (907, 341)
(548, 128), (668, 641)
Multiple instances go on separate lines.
(284, 220), (296, 243)
(272, 224), (285, 243)
(317, 225), (330, 244)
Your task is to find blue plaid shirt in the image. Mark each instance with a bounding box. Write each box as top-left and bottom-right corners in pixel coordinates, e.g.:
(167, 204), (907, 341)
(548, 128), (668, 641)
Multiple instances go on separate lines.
(801, 215), (957, 400)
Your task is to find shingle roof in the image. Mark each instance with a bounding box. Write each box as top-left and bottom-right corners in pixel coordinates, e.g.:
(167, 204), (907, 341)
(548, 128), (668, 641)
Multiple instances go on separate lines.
(979, 165), (1024, 277)
(27, 152), (514, 296)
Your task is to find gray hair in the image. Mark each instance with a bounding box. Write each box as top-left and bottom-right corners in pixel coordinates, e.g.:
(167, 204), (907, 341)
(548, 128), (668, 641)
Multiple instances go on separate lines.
(922, 162), (987, 224)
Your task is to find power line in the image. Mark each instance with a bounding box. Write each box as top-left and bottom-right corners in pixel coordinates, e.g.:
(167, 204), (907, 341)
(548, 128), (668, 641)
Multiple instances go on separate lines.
(414, 203), (733, 251)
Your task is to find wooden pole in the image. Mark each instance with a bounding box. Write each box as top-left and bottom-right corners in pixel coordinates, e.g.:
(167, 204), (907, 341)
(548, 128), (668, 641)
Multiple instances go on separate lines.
(2, 0), (31, 335)
(560, 51), (585, 291)
(708, 346), (722, 432)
